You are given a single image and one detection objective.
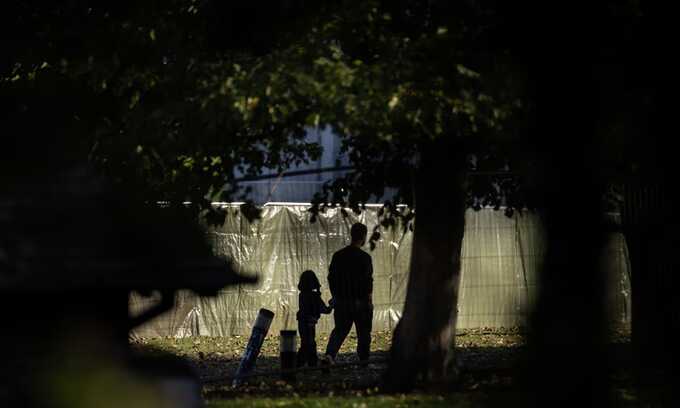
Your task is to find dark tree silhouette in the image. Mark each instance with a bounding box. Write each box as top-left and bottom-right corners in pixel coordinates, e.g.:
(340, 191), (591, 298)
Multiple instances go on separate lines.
(614, 2), (679, 382)
(489, 1), (649, 405)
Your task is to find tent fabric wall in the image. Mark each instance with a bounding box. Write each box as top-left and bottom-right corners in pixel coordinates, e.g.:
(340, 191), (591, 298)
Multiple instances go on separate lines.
(130, 205), (631, 339)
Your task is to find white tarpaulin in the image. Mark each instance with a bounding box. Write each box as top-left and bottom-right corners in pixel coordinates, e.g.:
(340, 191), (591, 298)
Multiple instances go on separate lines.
(130, 204), (631, 338)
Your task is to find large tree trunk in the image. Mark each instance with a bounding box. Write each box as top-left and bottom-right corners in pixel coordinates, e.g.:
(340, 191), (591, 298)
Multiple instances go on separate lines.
(525, 27), (610, 407)
(384, 138), (467, 391)
(528, 161), (610, 406)
(621, 184), (668, 376)
(622, 180), (678, 382)
(620, 2), (679, 380)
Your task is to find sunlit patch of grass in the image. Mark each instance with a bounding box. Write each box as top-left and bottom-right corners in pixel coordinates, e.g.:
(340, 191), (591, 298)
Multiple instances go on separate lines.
(206, 393), (480, 408)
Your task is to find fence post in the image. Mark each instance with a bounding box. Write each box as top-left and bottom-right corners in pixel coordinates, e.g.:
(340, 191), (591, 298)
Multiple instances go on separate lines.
(232, 308), (275, 387)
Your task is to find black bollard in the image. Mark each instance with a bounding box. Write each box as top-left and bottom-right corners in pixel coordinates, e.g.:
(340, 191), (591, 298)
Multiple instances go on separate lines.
(232, 308), (275, 387)
(279, 330), (297, 382)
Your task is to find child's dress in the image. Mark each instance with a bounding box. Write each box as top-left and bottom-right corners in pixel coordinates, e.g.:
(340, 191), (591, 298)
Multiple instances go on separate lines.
(296, 290), (332, 367)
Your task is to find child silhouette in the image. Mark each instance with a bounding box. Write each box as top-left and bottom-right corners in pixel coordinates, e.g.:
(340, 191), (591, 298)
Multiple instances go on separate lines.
(296, 270), (333, 367)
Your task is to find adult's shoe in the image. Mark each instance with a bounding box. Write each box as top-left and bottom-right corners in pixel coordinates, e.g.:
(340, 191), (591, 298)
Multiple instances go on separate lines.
(320, 354), (334, 374)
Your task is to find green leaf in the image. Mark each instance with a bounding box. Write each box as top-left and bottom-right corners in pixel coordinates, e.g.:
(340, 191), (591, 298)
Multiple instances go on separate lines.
(456, 64), (480, 78)
(129, 91), (141, 109)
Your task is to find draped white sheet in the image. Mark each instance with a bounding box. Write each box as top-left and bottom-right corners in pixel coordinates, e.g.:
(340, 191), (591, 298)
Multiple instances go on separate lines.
(130, 205), (631, 338)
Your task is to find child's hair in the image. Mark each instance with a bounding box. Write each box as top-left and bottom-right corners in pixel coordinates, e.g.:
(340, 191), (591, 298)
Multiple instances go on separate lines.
(298, 270), (321, 291)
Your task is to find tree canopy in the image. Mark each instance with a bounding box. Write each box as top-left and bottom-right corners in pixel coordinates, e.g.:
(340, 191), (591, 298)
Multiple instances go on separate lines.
(2, 1), (324, 219)
(2, 0), (528, 226)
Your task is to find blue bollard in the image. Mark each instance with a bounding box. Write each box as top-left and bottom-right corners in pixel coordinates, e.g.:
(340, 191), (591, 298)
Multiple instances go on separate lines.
(232, 308), (275, 387)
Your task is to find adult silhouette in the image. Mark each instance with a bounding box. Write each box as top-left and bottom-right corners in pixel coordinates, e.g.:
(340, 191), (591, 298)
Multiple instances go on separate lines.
(322, 222), (374, 368)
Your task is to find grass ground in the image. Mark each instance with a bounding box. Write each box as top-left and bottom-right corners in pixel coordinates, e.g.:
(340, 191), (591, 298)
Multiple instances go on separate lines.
(205, 394), (479, 407)
(130, 328), (528, 382)
(129, 326), (672, 407)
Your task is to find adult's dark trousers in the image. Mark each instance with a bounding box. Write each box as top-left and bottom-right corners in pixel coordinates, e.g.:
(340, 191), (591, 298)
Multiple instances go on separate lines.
(325, 299), (373, 361)
(297, 321), (318, 367)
